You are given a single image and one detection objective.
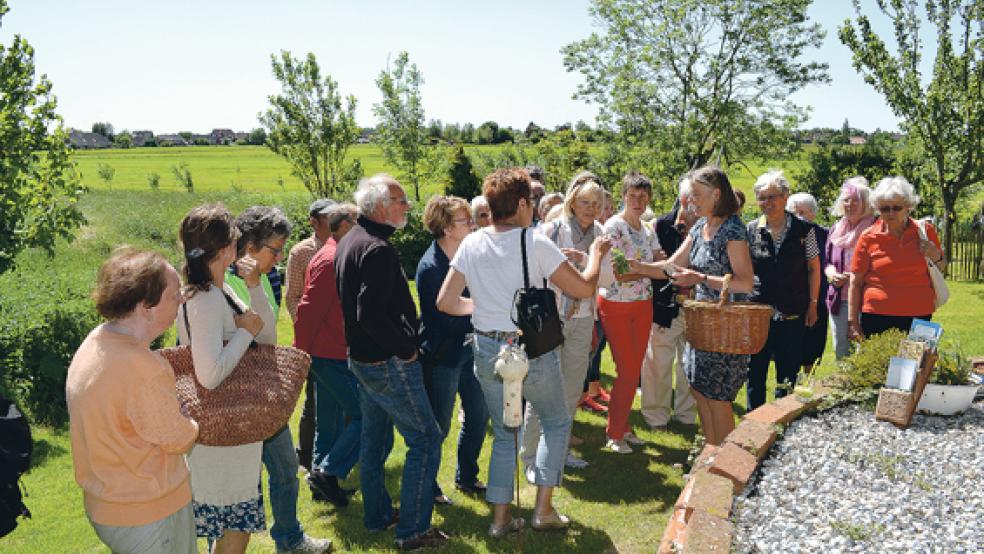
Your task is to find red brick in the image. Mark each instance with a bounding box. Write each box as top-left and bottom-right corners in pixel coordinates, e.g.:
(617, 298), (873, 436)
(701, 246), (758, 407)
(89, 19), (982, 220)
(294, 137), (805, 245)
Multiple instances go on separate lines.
(680, 510), (734, 553)
(708, 441), (758, 493)
(680, 471), (734, 520)
(658, 507), (689, 554)
(745, 396), (804, 426)
(689, 444), (720, 476)
(725, 419), (778, 460)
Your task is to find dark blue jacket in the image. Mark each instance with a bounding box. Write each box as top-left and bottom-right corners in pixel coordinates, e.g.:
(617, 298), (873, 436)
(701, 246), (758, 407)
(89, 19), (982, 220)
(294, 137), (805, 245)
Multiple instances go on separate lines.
(415, 241), (473, 366)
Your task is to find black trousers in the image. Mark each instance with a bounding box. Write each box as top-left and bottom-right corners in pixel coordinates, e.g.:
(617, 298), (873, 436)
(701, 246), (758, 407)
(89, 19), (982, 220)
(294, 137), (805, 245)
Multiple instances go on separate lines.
(860, 312), (931, 339)
(747, 317), (806, 411)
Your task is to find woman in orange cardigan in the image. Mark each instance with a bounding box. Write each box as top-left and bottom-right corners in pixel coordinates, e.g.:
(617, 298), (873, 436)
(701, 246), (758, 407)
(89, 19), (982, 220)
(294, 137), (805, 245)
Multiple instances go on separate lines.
(66, 248), (199, 553)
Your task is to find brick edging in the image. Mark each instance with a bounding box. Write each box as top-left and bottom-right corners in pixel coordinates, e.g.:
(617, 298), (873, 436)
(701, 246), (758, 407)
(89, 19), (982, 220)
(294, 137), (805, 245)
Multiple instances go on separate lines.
(657, 386), (831, 553)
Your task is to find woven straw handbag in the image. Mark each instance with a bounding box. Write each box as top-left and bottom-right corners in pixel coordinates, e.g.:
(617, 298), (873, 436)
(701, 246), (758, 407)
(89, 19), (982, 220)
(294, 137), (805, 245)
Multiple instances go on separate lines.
(682, 274), (772, 355)
(157, 343), (310, 447)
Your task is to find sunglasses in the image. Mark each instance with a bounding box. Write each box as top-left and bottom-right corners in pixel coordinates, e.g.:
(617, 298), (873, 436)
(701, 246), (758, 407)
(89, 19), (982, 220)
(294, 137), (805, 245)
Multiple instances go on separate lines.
(878, 205), (906, 213)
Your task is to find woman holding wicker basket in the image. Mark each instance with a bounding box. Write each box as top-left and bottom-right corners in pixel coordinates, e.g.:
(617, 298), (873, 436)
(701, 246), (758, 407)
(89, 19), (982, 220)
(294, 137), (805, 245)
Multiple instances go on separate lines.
(628, 166), (755, 446)
(176, 203), (273, 553)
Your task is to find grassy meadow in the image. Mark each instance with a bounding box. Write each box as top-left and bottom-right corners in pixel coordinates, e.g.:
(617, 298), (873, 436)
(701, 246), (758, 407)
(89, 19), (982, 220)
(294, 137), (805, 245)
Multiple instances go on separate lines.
(1, 145), (980, 553)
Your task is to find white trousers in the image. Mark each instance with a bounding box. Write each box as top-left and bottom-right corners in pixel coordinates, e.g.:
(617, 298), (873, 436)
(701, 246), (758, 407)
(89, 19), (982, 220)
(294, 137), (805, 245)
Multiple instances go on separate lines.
(640, 316), (696, 426)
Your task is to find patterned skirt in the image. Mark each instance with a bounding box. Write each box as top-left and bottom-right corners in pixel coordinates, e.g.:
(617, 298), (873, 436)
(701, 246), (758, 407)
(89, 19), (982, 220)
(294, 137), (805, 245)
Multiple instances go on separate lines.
(683, 345), (750, 402)
(193, 486), (265, 539)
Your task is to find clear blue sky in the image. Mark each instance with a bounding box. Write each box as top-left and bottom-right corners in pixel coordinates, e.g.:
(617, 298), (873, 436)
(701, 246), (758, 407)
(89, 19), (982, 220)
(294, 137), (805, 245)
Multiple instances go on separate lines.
(1, 0), (933, 134)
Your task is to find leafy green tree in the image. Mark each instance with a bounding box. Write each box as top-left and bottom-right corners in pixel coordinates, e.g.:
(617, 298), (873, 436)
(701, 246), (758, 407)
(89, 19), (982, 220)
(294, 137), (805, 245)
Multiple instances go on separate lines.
(247, 127), (267, 145)
(113, 130), (133, 149)
(96, 163), (115, 188)
(260, 50), (362, 199)
(445, 145), (481, 199)
(840, 0), (983, 261)
(0, 0), (85, 274)
(524, 121), (546, 143)
(172, 162), (194, 193)
(91, 121), (114, 139)
(178, 131), (193, 142)
(563, 0), (829, 183)
(373, 51), (427, 200)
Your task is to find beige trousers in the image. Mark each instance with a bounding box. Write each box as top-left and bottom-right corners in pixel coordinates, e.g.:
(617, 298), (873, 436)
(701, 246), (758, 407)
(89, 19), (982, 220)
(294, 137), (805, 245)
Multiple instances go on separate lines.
(640, 316), (696, 426)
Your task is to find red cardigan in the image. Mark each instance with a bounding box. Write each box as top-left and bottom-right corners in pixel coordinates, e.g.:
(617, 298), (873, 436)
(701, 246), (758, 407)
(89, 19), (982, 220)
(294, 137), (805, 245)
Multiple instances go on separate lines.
(293, 238), (347, 359)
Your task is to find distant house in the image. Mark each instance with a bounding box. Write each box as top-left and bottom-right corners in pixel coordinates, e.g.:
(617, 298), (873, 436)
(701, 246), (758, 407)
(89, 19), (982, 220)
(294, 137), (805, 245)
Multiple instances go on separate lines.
(131, 130), (154, 147)
(190, 134), (212, 145)
(211, 128), (236, 145)
(67, 130), (111, 149)
(156, 134), (188, 147)
(234, 132), (250, 142)
(849, 135), (867, 145)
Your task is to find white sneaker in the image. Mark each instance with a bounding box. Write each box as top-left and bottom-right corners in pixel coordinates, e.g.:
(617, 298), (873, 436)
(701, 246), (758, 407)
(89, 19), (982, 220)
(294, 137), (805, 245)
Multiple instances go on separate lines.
(565, 453), (590, 469)
(624, 432), (645, 446)
(604, 438), (633, 454)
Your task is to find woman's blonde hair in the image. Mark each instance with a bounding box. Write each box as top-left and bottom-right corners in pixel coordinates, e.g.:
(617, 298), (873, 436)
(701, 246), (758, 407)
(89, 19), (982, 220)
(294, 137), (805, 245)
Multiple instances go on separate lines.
(563, 179), (605, 219)
(423, 194), (470, 238)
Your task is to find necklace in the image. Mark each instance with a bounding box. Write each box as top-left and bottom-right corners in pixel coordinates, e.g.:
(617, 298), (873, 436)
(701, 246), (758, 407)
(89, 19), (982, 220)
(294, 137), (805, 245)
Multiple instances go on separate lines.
(103, 321), (138, 339)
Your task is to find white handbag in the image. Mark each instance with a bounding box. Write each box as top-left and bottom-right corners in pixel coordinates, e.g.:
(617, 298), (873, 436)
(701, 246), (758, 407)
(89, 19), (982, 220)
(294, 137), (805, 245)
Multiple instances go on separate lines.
(916, 220), (949, 308)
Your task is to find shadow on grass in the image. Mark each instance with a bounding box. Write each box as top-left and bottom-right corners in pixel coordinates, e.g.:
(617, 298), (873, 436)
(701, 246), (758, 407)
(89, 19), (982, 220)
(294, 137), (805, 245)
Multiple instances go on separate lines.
(30, 437), (68, 470)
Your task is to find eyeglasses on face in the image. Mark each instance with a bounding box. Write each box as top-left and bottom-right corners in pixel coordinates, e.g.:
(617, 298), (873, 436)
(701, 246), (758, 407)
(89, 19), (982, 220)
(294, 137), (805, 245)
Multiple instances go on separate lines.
(389, 196), (411, 207)
(262, 244), (284, 256)
(756, 192), (784, 204)
(877, 205), (906, 213)
(453, 217), (474, 225)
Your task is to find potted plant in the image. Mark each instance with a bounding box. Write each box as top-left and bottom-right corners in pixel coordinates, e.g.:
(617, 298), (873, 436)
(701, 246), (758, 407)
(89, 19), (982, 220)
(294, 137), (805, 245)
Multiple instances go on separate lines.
(917, 341), (979, 416)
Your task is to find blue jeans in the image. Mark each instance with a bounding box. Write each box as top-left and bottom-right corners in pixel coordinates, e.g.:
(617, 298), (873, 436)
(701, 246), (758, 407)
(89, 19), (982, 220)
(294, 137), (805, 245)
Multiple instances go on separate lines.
(262, 426), (303, 550)
(473, 334), (570, 505)
(425, 346), (489, 496)
(350, 357), (442, 540)
(311, 356), (361, 479)
(584, 318), (606, 390)
(747, 317), (807, 410)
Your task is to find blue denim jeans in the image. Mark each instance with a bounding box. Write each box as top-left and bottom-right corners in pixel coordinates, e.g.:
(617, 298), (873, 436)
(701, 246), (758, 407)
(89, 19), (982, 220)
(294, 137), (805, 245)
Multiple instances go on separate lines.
(311, 356), (361, 479)
(747, 317), (807, 411)
(425, 345), (489, 496)
(262, 426), (303, 550)
(473, 334), (570, 505)
(349, 356), (442, 540)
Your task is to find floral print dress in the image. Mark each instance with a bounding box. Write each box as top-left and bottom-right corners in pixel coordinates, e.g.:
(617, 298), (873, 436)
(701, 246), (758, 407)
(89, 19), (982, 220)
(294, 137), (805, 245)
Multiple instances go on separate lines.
(683, 215), (751, 401)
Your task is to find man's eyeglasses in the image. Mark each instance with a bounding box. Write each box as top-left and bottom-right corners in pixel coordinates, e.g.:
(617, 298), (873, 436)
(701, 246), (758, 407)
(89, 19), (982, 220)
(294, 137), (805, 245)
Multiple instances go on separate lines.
(390, 196), (411, 207)
(878, 205), (906, 213)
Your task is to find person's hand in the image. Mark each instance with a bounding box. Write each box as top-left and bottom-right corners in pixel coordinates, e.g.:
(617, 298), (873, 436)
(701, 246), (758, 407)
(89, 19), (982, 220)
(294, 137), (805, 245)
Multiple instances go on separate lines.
(590, 236), (612, 257)
(847, 319), (864, 342)
(830, 272), (848, 288)
(236, 255), (261, 288)
(399, 351), (419, 363)
(805, 304), (818, 327)
(919, 239), (942, 263)
(234, 310), (264, 337)
(670, 267), (704, 288)
(652, 248), (668, 262)
(627, 258), (648, 276)
(561, 248), (587, 266)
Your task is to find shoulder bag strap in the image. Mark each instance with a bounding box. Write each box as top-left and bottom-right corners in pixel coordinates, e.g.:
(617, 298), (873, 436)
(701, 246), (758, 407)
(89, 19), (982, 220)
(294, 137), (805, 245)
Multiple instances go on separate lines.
(520, 228), (531, 290)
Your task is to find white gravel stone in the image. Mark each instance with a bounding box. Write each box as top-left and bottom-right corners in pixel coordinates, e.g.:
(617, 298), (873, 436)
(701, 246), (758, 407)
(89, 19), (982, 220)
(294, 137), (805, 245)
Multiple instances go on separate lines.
(733, 401), (984, 553)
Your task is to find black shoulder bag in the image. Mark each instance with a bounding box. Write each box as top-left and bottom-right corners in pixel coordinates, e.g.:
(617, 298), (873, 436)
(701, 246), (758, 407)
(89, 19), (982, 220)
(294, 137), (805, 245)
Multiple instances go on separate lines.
(511, 228), (564, 359)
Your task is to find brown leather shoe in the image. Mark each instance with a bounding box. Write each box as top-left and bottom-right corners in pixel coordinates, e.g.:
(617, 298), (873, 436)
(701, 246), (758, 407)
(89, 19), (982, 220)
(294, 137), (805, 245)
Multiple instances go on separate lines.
(395, 528), (450, 551)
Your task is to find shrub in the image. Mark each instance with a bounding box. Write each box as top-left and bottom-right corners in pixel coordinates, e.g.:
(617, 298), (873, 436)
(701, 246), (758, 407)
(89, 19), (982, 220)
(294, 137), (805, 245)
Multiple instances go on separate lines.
(0, 270), (100, 427)
(172, 163), (194, 193)
(147, 172), (161, 191)
(390, 207), (432, 277)
(931, 340), (973, 386)
(833, 328), (907, 392)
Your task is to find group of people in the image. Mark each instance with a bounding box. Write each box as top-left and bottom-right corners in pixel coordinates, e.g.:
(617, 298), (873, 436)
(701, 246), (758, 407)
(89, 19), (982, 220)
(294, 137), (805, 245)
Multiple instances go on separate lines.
(65, 161), (945, 552)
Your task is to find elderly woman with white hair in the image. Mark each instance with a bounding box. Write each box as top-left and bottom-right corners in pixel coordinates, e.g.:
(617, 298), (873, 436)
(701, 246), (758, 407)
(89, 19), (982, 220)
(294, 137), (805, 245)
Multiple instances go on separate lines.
(848, 176), (945, 340)
(745, 170), (821, 411)
(787, 192), (830, 373)
(525, 171), (606, 472)
(823, 177), (876, 358)
(471, 195), (492, 228)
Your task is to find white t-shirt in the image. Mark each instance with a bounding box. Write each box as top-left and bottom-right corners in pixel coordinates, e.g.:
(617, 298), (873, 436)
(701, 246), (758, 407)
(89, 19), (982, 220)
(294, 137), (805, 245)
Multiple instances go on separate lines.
(451, 227), (567, 332)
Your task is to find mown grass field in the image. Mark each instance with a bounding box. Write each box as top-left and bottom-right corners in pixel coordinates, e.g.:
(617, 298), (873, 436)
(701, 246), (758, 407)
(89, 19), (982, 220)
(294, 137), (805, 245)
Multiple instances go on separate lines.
(1, 146), (981, 553)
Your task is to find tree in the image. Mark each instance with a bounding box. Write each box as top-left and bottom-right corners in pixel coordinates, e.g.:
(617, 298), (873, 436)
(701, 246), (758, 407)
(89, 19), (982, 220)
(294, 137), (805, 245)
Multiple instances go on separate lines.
(96, 163), (116, 188)
(476, 121), (499, 145)
(563, 0), (829, 183)
(260, 50), (363, 199)
(373, 51), (427, 201)
(113, 130), (133, 149)
(247, 127), (267, 145)
(444, 145), (481, 199)
(840, 0), (984, 263)
(0, 0), (85, 275)
(91, 121), (114, 139)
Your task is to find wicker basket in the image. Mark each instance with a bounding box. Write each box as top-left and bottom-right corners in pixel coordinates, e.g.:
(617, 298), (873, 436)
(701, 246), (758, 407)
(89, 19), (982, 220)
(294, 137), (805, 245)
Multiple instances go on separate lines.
(682, 274), (772, 355)
(158, 344), (310, 447)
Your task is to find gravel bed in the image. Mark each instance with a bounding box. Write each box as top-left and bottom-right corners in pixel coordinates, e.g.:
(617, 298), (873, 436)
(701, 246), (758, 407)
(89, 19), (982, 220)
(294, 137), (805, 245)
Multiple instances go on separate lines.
(733, 401), (984, 553)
